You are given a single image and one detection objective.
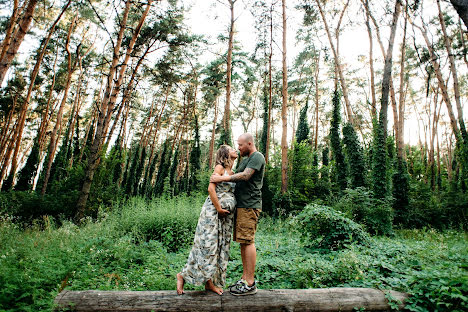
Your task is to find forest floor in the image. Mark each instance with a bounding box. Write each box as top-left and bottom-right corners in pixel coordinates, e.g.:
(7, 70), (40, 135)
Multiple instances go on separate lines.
(0, 195), (466, 311)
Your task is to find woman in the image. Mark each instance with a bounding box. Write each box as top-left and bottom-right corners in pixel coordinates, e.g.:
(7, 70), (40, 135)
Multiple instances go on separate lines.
(176, 145), (238, 295)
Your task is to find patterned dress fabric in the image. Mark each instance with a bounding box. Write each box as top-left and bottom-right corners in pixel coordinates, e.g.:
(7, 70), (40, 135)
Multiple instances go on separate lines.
(180, 170), (236, 287)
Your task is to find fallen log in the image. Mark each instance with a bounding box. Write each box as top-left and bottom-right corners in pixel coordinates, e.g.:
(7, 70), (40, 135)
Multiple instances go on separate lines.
(53, 287), (408, 312)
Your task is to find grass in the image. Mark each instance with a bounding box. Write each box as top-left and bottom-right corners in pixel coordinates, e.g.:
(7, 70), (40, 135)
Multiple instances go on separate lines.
(0, 195), (466, 311)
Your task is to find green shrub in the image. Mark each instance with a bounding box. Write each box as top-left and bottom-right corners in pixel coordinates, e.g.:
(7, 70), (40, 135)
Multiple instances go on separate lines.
(294, 203), (370, 250)
(334, 187), (394, 235)
(110, 195), (204, 252)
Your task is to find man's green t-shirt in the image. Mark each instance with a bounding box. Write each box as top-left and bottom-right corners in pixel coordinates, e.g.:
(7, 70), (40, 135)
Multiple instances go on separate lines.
(234, 151), (265, 209)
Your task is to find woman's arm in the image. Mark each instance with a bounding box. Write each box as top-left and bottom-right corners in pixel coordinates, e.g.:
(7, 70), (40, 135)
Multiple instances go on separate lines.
(208, 165), (230, 217)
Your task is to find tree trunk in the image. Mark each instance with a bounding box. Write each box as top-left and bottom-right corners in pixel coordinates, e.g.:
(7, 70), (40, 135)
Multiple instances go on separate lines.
(75, 0), (133, 220)
(281, 0), (288, 194)
(413, 20), (460, 137)
(208, 97), (219, 169)
(379, 0), (401, 137)
(364, 0), (376, 118)
(41, 17), (77, 194)
(315, 0), (353, 125)
(265, 3), (274, 164)
(0, 0), (39, 85)
(223, 0), (236, 143)
(395, 4), (407, 160)
(450, 0), (468, 28)
(314, 52), (320, 149)
(437, 0), (467, 140)
(54, 288), (408, 312)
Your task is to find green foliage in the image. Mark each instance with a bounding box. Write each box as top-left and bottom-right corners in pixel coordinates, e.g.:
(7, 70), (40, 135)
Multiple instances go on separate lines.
(295, 102), (309, 143)
(153, 141), (171, 197)
(334, 187), (393, 236)
(0, 196), (466, 311)
(392, 157), (410, 226)
(113, 196), (203, 252)
(294, 203), (370, 250)
(342, 122), (366, 188)
(330, 90), (347, 191)
(372, 115), (388, 199)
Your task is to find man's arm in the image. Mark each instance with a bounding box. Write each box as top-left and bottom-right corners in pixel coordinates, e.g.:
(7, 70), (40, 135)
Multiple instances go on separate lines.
(210, 168), (255, 183)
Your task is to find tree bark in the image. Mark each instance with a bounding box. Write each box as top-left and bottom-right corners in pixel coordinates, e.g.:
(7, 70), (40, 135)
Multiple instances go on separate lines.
(54, 288), (408, 312)
(0, 0), (39, 85)
(379, 0), (401, 138)
(223, 0), (236, 142)
(281, 0), (288, 194)
(314, 52), (320, 150)
(265, 2), (274, 164)
(363, 0), (376, 119)
(208, 97), (219, 169)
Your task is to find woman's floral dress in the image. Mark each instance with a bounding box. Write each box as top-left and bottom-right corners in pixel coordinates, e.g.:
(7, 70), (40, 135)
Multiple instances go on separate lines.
(180, 170), (236, 288)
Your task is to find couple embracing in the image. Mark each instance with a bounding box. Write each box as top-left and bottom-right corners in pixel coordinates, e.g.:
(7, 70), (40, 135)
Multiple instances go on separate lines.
(176, 133), (265, 296)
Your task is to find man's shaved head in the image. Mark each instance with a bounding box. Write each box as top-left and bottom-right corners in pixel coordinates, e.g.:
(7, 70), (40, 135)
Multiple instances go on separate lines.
(239, 133), (254, 143)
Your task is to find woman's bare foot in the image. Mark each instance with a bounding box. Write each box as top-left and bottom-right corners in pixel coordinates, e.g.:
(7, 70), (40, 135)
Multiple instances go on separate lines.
(176, 273), (185, 295)
(205, 279), (223, 295)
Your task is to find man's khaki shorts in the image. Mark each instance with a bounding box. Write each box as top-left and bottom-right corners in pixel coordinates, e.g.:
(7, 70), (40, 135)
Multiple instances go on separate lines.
(233, 207), (261, 244)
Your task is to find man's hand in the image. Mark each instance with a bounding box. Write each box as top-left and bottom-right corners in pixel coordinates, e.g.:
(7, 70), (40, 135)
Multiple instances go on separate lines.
(210, 174), (229, 183)
(217, 208), (230, 217)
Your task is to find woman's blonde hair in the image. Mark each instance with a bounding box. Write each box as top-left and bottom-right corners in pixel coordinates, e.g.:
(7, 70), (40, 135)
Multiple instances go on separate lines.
(215, 145), (234, 169)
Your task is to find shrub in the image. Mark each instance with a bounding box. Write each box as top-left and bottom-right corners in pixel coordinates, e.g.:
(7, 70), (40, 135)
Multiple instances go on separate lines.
(110, 195), (204, 252)
(294, 203), (370, 250)
(334, 187), (393, 235)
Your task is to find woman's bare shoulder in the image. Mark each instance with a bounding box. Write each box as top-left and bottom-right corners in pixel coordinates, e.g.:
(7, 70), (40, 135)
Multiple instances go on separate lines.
(213, 164), (225, 175)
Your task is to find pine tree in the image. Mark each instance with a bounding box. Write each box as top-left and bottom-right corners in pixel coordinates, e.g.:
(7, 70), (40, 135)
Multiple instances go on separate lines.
(342, 122), (366, 188)
(153, 141), (171, 197)
(330, 90), (347, 191)
(295, 101), (310, 144)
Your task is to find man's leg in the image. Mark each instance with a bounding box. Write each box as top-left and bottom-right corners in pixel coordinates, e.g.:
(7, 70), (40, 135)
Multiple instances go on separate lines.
(240, 242), (256, 286)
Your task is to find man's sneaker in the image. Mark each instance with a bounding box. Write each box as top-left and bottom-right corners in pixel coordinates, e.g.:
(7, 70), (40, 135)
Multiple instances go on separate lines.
(229, 279), (257, 296)
(228, 279), (244, 292)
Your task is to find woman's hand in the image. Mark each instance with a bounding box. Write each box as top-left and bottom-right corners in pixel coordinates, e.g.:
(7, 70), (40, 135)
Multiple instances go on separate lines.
(216, 208), (230, 217)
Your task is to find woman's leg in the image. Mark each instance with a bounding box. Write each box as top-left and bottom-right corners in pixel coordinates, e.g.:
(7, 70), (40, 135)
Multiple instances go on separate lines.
(176, 273), (185, 295)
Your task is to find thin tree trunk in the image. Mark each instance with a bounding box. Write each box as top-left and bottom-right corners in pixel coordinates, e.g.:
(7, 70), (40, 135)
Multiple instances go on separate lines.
(223, 0), (236, 141)
(208, 97), (219, 169)
(315, 0), (353, 125)
(314, 53), (320, 149)
(265, 2), (274, 164)
(364, 0), (376, 118)
(412, 19), (460, 137)
(281, 0), (288, 194)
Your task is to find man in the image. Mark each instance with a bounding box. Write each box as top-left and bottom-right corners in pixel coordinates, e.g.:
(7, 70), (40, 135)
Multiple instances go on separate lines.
(210, 133), (265, 296)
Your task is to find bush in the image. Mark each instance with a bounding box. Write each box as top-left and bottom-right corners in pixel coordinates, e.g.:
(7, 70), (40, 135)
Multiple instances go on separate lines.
(294, 203), (370, 250)
(110, 195), (204, 252)
(334, 187), (393, 235)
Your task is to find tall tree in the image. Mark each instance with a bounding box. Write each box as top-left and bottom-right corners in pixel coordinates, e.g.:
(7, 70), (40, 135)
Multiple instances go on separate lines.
(281, 0), (288, 194)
